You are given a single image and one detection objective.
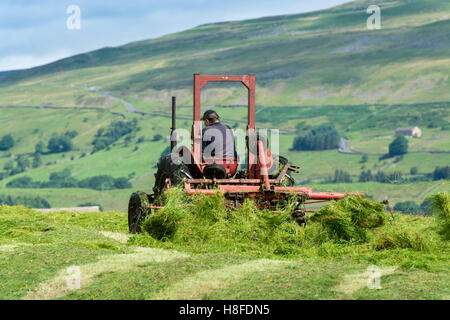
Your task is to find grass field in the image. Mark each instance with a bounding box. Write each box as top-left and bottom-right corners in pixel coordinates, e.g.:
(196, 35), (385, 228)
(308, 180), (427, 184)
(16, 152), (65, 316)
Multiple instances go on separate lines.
(1, 191), (448, 300)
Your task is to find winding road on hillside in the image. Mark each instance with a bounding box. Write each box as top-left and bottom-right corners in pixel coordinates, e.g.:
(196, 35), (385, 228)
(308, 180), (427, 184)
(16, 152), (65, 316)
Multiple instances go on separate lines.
(339, 138), (361, 154)
(87, 87), (137, 113)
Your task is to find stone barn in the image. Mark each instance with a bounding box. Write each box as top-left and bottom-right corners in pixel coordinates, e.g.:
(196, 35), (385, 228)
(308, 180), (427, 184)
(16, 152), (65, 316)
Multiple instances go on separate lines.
(395, 126), (422, 138)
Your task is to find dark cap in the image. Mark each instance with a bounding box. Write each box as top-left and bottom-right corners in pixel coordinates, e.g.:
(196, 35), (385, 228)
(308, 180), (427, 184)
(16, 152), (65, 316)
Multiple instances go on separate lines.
(201, 110), (220, 121)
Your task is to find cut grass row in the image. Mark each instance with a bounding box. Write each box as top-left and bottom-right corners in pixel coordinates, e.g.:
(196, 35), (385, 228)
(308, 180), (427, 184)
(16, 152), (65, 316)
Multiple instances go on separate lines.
(0, 191), (448, 299)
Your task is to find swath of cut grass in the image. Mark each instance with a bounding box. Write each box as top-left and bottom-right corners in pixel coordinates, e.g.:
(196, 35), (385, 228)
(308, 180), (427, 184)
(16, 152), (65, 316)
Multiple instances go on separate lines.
(135, 190), (389, 256)
(136, 188), (304, 256)
(374, 230), (427, 251)
(142, 188), (190, 240)
(309, 196), (387, 243)
(429, 192), (450, 240)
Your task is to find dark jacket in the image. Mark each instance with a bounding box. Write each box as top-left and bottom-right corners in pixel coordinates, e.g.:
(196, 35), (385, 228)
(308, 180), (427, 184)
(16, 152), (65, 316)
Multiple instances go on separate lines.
(202, 122), (237, 158)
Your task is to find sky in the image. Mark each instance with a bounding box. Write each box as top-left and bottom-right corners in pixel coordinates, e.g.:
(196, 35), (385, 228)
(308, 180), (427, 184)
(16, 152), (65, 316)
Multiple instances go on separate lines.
(0, 0), (349, 72)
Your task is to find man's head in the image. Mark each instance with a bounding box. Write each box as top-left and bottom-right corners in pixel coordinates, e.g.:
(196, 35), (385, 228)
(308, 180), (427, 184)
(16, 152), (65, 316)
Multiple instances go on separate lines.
(201, 109), (220, 126)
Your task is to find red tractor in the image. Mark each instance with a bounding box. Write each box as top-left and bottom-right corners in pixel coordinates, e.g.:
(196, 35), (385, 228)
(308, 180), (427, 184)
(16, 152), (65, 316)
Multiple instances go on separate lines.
(128, 74), (363, 233)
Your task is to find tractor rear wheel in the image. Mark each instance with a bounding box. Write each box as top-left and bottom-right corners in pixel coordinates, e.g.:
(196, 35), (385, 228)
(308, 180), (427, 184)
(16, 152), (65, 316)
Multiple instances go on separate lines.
(128, 191), (152, 234)
(271, 155), (295, 186)
(153, 155), (192, 197)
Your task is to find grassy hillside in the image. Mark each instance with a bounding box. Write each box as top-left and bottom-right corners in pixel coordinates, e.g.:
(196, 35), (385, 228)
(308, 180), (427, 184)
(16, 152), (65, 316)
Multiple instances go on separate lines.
(1, 192), (448, 300)
(1, 0), (449, 106)
(0, 0), (449, 210)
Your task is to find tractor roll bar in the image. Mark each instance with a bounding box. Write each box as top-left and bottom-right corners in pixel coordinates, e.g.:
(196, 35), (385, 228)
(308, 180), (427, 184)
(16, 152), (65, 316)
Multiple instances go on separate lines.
(192, 74), (257, 178)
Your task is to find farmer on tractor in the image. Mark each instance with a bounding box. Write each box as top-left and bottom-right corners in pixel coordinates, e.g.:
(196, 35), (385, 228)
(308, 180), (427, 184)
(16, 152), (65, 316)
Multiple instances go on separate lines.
(127, 74), (366, 234)
(201, 109), (237, 160)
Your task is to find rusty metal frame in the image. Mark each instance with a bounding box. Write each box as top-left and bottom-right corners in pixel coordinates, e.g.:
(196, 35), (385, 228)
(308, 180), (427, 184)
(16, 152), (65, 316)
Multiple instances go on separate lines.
(192, 74), (256, 177)
(145, 74), (365, 214)
(182, 179), (363, 200)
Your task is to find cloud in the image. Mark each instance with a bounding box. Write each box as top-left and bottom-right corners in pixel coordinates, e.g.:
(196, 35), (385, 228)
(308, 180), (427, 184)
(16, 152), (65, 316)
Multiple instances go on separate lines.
(0, 50), (73, 71)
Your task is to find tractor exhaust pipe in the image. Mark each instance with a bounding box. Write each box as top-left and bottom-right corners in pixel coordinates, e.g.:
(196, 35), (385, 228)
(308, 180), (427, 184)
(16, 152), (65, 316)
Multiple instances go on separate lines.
(171, 96), (176, 152)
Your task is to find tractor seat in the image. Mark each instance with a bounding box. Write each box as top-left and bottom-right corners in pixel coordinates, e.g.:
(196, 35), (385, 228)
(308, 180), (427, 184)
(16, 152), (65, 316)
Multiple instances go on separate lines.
(203, 163), (227, 179)
(202, 156), (238, 179)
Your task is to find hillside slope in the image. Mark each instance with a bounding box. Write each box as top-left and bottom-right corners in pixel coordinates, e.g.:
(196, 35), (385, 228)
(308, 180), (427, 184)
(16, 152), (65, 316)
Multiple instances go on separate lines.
(1, 0), (449, 106)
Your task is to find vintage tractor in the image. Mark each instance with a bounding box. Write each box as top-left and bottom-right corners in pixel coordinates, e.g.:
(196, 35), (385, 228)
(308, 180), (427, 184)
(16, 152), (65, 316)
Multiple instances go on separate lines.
(128, 74), (363, 233)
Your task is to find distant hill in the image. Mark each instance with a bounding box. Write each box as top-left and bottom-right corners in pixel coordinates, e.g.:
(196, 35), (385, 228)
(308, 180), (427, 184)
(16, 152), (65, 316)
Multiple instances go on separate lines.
(0, 70), (20, 77)
(1, 0), (449, 106)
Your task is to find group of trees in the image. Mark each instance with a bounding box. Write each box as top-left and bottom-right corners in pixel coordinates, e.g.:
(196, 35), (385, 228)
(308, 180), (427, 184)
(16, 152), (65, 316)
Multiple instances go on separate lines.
(6, 169), (132, 191)
(358, 170), (406, 183)
(0, 194), (50, 208)
(292, 124), (340, 151)
(433, 166), (450, 180)
(333, 165), (450, 185)
(393, 199), (433, 216)
(1, 153), (42, 179)
(291, 122), (408, 157)
(2, 130), (79, 156)
(328, 169), (352, 183)
(92, 119), (139, 151)
(2, 120), (139, 157)
(325, 169), (407, 184)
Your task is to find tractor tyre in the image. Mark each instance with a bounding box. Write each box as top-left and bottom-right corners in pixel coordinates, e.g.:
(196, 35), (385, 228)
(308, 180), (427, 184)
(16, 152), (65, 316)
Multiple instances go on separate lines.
(128, 191), (153, 234)
(153, 155), (192, 197)
(271, 155), (295, 186)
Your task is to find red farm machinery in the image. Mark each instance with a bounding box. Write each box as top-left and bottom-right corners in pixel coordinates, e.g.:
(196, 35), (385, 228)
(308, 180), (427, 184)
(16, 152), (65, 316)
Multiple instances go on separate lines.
(128, 74), (364, 233)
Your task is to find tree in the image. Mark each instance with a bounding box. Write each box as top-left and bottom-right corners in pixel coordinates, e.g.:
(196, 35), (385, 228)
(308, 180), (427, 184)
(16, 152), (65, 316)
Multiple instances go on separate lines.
(359, 170), (373, 182)
(3, 160), (14, 172)
(0, 134), (14, 151)
(48, 135), (73, 153)
(32, 153), (42, 168)
(35, 141), (44, 154)
(410, 167), (418, 175)
(64, 131), (78, 139)
(389, 136), (408, 157)
(16, 155), (30, 171)
(375, 171), (388, 183)
(331, 169), (352, 183)
(387, 171), (404, 183)
(360, 155), (368, 164)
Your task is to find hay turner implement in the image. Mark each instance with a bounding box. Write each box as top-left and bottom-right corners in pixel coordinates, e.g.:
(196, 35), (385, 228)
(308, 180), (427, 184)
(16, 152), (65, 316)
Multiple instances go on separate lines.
(128, 74), (364, 233)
